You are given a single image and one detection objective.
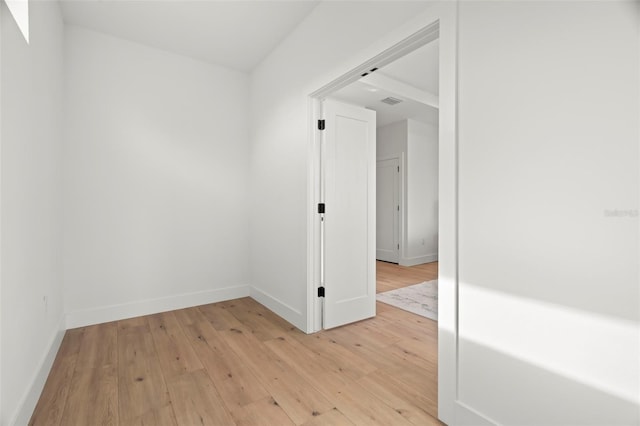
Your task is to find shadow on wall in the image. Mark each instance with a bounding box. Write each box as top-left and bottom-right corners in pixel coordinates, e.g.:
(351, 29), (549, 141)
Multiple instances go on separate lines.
(458, 240), (638, 323)
(455, 336), (639, 425)
(447, 277), (639, 426)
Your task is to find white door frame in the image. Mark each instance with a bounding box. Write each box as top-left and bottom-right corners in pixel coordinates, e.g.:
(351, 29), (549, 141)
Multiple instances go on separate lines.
(305, 4), (458, 424)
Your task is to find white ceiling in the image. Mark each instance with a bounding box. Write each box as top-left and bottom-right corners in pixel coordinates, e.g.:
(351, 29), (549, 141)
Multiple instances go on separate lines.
(59, 0), (321, 72)
(331, 81), (438, 127)
(330, 40), (439, 127)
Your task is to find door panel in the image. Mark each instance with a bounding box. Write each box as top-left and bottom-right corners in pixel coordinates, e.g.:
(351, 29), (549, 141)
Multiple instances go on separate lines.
(376, 158), (400, 263)
(323, 99), (376, 329)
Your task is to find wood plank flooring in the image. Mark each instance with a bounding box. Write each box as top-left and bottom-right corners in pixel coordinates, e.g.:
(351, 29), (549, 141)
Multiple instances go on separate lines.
(30, 263), (439, 426)
(376, 260), (438, 293)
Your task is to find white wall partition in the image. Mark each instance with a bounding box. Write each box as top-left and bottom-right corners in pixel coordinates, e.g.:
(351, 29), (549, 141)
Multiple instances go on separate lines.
(406, 119), (438, 265)
(377, 119), (439, 267)
(377, 120), (408, 159)
(63, 27), (251, 327)
(249, 1), (434, 331)
(456, 1), (639, 424)
(1, 2), (65, 424)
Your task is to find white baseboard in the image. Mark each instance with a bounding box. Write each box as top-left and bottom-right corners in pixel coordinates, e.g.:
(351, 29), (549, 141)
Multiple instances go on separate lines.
(65, 285), (250, 329)
(12, 316), (66, 426)
(454, 401), (497, 426)
(399, 253), (438, 267)
(249, 286), (305, 332)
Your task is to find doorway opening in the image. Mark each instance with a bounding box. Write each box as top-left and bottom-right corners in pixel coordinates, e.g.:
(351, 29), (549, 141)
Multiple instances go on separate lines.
(306, 6), (458, 424)
(330, 38), (440, 318)
(307, 17), (447, 331)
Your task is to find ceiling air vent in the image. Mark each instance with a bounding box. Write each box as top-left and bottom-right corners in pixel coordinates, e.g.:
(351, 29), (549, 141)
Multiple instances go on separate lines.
(380, 97), (403, 106)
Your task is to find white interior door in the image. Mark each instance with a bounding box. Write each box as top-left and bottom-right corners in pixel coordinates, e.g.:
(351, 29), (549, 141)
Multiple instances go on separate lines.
(376, 158), (400, 263)
(322, 99), (376, 329)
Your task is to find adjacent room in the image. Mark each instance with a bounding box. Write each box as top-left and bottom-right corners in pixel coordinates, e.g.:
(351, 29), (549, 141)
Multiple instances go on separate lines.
(329, 39), (440, 319)
(1, 1), (638, 426)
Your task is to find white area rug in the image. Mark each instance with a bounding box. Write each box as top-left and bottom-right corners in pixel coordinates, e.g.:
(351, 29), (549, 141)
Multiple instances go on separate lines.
(377, 280), (438, 321)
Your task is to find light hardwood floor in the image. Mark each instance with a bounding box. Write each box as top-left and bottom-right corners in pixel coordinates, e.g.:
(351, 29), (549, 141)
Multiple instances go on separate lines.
(377, 260), (438, 293)
(30, 263), (439, 426)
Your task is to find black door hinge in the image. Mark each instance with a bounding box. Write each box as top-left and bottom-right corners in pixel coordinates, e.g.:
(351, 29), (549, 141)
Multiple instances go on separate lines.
(318, 203), (325, 214)
(317, 286), (325, 297)
(318, 119), (325, 130)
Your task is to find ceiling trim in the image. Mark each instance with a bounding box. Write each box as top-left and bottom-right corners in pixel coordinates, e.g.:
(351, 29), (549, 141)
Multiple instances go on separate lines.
(309, 20), (439, 99)
(361, 73), (439, 108)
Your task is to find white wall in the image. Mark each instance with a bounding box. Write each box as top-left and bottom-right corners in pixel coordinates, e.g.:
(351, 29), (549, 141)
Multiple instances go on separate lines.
(1, 1), (65, 424)
(63, 27), (251, 327)
(376, 120), (407, 159)
(249, 1), (432, 330)
(456, 1), (639, 424)
(406, 119), (438, 263)
(376, 119), (438, 266)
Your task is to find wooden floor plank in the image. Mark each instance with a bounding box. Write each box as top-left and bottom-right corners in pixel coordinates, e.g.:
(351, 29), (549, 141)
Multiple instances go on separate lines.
(343, 317), (404, 347)
(224, 297), (288, 341)
(198, 300), (245, 331)
(263, 335), (354, 402)
(74, 322), (117, 371)
(358, 370), (442, 426)
(379, 313), (437, 342)
(320, 326), (403, 371)
(220, 326), (335, 425)
(289, 332), (377, 381)
(230, 396), (296, 426)
(390, 337), (438, 368)
(172, 306), (208, 327)
(179, 319), (270, 411)
(147, 311), (203, 378)
(376, 260), (438, 293)
(60, 364), (118, 426)
(29, 329), (85, 426)
(198, 303), (242, 331)
(332, 380), (415, 426)
(117, 316), (149, 331)
(165, 369), (235, 426)
(117, 323), (171, 422)
(387, 363), (438, 415)
(31, 261), (439, 425)
(300, 407), (355, 426)
(266, 378), (335, 425)
(220, 325), (300, 388)
(239, 297), (300, 333)
(119, 405), (178, 426)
